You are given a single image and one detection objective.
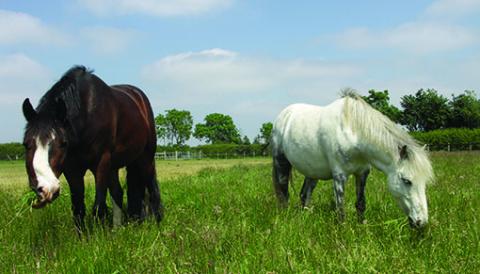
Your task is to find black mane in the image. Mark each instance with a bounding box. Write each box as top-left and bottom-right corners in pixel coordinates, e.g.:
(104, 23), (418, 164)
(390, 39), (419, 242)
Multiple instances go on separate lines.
(26, 66), (93, 144)
(37, 65), (93, 119)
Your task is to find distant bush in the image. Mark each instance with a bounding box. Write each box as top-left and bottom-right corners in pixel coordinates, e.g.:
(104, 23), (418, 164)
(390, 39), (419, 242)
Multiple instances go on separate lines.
(192, 144), (268, 157)
(411, 128), (480, 150)
(0, 143), (24, 160)
(156, 145), (191, 153)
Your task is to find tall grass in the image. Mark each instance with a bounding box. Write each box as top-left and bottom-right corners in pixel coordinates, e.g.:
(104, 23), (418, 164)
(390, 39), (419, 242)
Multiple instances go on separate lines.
(0, 154), (479, 273)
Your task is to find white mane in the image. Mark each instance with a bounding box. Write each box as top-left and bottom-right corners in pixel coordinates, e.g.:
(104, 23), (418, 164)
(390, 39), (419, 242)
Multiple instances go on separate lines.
(341, 89), (434, 185)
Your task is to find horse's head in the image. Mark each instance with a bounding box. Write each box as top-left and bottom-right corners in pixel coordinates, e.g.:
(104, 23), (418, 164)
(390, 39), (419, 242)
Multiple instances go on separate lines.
(22, 98), (69, 208)
(387, 145), (432, 229)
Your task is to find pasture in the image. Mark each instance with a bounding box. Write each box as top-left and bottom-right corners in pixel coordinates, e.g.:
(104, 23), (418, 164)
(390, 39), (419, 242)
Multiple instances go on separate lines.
(0, 154), (478, 273)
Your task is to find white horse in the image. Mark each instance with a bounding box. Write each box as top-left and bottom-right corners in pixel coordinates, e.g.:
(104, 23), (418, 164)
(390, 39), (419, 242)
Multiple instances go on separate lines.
(271, 90), (433, 228)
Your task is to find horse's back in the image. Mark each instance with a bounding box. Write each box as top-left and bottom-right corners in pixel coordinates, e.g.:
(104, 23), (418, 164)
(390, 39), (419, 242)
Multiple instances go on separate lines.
(273, 101), (345, 179)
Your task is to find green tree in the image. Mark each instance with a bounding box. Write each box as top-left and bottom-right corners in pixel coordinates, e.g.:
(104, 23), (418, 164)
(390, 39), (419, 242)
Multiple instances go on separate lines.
(448, 90), (480, 129)
(252, 135), (261, 145)
(193, 113), (241, 144)
(242, 135), (251, 145)
(259, 122), (273, 144)
(155, 109), (193, 146)
(401, 89), (450, 131)
(362, 89), (401, 123)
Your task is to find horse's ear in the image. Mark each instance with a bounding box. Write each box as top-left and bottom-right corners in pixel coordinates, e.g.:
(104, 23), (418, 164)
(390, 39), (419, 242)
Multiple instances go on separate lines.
(22, 98), (37, 122)
(398, 145), (408, 160)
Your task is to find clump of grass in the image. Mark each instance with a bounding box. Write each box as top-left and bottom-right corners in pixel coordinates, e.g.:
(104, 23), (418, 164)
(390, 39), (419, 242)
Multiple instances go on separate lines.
(19, 190), (37, 208)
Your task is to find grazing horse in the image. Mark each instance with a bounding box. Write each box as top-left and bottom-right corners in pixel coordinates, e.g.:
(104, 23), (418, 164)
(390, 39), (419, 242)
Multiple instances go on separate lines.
(22, 66), (163, 229)
(272, 90), (433, 228)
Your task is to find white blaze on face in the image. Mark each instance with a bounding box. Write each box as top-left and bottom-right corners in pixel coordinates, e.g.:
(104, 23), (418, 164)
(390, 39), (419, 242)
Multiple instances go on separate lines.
(33, 135), (60, 197)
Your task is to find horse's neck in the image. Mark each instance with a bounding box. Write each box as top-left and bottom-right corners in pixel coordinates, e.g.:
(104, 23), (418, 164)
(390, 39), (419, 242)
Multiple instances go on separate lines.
(362, 144), (397, 175)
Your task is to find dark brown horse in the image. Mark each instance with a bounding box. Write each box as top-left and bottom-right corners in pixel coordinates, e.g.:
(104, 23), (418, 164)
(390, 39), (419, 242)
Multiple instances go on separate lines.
(22, 66), (163, 229)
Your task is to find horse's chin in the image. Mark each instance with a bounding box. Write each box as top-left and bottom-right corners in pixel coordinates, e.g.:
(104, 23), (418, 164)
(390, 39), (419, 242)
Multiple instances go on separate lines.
(31, 190), (59, 209)
(32, 198), (48, 209)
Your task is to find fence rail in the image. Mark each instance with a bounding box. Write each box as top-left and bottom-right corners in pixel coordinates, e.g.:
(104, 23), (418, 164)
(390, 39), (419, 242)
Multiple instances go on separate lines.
(155, 151), (267, 160)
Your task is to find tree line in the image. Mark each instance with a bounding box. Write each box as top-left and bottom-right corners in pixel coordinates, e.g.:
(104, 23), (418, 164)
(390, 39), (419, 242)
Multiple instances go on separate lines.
(362, 89), (480, 131)
(156, 88), (480, 148)
(155, 111), (272, 147)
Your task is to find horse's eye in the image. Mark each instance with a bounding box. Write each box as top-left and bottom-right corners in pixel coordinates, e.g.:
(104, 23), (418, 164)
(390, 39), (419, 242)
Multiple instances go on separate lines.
(402, 178), (412, 186)
(60, 141), (68, 148)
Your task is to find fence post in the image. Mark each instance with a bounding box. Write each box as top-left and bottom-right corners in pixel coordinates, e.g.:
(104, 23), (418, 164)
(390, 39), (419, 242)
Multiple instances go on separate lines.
(175, 151), (178, 161)
(469, 143), (472, 151)
(447, 143), (450, 152)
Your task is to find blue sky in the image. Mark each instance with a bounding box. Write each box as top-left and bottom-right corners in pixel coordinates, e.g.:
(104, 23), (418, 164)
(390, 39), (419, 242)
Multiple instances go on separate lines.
(1, 0), (479, 143)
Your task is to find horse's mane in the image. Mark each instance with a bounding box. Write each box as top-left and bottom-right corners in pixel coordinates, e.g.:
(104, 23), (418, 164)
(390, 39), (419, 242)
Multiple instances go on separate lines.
(341, 88), (434, 185)
(29, 66), (93, 144)
(37, 66), (92, 119)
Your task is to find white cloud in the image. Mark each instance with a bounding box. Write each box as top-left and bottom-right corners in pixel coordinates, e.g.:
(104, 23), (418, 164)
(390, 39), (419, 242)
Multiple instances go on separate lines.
(142, 48), (362, 98)
(78, 0), (233, 16)
(141, 48), (363, 141)
(0, 9), (68, 46)
(426, 0), (480, 17)
(0, 54), (53, 142)
(0, 54), (52, 103)
(334, 22), (476, 54)
(331, 0), (480, 54)
(82, 26), (137, 55)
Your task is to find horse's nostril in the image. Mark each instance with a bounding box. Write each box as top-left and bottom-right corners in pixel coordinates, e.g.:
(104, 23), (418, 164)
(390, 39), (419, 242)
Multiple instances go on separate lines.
(416, 220), (422, 227)
(36, 186), (43, 195)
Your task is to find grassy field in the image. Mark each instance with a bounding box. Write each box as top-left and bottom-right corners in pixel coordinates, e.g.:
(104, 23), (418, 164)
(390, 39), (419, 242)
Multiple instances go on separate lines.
(0, 154), (479, 273)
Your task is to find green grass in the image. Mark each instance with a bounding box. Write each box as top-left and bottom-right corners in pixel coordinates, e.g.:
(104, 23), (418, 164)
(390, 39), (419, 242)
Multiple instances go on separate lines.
(0, 154), (479, 273)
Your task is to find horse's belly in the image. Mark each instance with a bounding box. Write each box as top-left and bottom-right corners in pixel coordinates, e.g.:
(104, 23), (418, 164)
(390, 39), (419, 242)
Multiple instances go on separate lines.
(285, 148), (333, 180)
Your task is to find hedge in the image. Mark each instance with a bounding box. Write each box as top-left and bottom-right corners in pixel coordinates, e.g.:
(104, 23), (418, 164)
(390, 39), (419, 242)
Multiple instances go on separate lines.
(410, 128), (480, 150)
(191, 144), (268, 156)
(0, 143), (24, 160)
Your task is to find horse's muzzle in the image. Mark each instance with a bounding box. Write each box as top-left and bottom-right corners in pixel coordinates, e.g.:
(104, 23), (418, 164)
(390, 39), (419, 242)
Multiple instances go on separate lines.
(408, 217), (427, 229)
(32, 187), (60, 209)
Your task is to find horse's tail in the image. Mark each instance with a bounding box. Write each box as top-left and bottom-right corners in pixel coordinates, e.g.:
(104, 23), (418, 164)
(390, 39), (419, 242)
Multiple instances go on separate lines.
(146, 161), (164, 222)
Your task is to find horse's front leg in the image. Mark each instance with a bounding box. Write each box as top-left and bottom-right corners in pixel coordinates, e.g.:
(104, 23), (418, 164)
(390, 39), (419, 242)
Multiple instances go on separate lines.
(64, 167), (87, 232)
(355, 169), (370, 223)
(333, 173), (348, 222)
(93, 152), (112, 221)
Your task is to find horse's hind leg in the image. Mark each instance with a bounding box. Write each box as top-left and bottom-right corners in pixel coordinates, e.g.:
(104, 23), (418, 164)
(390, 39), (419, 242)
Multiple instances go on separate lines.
(273, 152), (292, 206)
(300, 177), (318, 208)
(109, 169), (124, 227)
(355, 168), (370, 223)
(126, 164), (146, 221)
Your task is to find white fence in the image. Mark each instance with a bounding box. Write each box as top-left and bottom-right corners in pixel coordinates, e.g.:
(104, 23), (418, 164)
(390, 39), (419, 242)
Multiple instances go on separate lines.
(155, 151), (267, 160)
